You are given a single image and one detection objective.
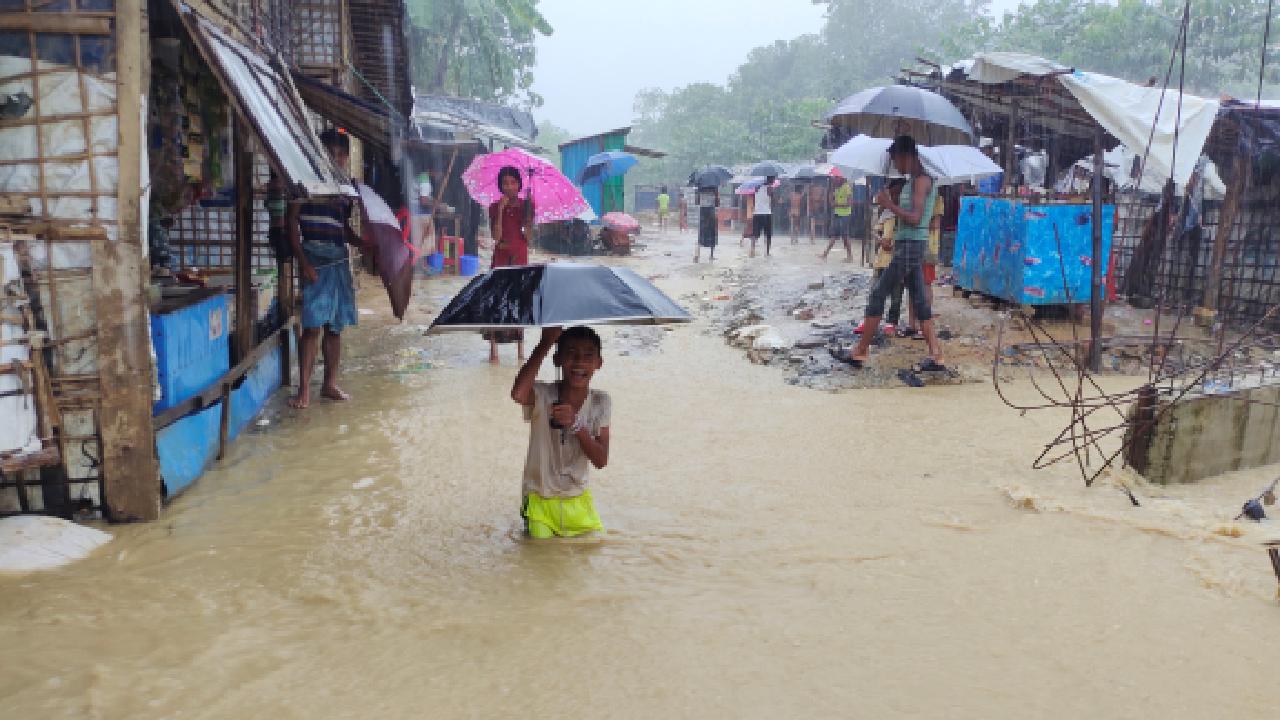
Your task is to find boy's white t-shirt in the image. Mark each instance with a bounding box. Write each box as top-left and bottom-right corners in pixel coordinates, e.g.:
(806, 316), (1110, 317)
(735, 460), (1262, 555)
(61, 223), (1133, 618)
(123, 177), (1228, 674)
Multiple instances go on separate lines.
(522, 381), (611, 498)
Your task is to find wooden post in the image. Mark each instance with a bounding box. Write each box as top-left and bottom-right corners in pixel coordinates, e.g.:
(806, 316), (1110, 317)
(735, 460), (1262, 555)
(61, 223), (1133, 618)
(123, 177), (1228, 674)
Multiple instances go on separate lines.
(233, 122), (255, 361)
(96, 0), (161, 521)
(216, 382), (229, 460)
(1199, 152), (1250, 319)
(1005, 99), (1019, 193)
(1089, 128), (1105, 372)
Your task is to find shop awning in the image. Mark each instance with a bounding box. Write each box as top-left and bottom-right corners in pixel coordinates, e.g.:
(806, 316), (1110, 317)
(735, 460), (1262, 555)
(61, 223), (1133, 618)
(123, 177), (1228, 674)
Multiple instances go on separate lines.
(412, 94), (543, 153)
(411, 113), (544, 153)
(176, 3), (351, 197)
(293, 71), (404, 156)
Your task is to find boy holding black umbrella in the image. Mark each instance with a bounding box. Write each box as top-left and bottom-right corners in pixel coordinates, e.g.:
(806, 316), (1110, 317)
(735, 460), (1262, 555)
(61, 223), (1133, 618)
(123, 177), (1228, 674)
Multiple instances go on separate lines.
(511, 327), (611, 538)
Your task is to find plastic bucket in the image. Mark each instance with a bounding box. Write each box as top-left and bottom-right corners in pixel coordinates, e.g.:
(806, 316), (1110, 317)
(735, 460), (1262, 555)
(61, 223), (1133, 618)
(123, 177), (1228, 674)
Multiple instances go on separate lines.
(458, 254), (480, 276)
(425, 252), (444, 273)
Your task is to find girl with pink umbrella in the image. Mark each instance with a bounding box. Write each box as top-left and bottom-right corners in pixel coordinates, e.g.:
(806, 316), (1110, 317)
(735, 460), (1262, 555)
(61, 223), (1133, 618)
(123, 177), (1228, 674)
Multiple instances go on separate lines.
(488, 166), (534, 363)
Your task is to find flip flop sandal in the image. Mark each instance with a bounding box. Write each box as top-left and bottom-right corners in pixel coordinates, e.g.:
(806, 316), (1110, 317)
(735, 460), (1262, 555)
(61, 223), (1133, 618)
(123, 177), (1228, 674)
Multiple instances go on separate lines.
(828, 348), (865, 368)
(915, 358), (949, 373)
(896, 368), (925, 387)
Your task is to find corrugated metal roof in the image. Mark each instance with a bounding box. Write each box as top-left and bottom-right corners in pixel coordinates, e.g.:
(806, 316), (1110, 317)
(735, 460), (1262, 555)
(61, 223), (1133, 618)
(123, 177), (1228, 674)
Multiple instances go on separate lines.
(181, 5), (351, 197)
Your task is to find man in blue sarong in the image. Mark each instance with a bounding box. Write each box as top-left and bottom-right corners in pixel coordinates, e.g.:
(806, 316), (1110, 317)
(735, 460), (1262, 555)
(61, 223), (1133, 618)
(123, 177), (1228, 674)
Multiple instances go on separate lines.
(288, 129), (358, 409)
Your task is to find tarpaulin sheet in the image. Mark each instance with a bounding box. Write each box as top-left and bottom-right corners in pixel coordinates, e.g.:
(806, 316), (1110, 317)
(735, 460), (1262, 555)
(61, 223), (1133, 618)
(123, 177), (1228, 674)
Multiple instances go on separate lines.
(955, 52), (1220, 188)
(1061, 71), (1219, 190)
(966, 52), (1069, 85)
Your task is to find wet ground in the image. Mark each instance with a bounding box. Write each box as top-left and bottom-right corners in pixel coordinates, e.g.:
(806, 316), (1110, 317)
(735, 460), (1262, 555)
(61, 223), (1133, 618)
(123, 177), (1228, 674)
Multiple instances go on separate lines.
(2, 225), (1280, 719)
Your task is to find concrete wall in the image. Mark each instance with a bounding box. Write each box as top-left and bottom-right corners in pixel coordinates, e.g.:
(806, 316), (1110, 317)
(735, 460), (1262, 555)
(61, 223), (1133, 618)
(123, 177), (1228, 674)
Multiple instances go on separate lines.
(1132, 384), (1280, 484)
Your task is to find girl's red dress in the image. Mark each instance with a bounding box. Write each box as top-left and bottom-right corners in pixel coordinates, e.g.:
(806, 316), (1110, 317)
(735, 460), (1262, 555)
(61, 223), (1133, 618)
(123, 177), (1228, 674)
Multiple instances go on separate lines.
(489, 198), (530, 267)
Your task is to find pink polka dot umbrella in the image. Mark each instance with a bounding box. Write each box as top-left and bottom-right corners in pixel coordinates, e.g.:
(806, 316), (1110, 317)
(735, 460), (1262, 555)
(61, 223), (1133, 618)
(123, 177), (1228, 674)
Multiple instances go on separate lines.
(461, 148), (591, 224)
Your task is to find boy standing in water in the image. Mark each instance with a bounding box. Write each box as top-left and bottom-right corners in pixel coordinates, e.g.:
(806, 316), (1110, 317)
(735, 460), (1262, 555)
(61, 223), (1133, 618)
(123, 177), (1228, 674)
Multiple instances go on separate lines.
(511, 327), (611, 538)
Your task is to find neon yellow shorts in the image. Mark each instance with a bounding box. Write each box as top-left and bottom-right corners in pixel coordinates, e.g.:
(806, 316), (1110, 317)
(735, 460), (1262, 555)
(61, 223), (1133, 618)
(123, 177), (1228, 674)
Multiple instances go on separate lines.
(522, 490), (604, 539)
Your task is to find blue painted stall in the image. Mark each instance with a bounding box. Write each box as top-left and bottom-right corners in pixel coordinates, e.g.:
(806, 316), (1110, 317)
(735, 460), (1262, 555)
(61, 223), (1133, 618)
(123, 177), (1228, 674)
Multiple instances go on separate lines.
(151, 291), (230, 413)
(156, 344), (282, 497)
(953, 197), (1115, 305)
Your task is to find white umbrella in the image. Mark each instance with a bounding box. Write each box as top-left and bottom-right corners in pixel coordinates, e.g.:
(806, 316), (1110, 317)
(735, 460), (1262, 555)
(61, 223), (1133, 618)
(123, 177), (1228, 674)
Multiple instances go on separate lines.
(919, 145), (1004, 185)
(829, 134), (893, 179)
(830, 134), (1003, 186)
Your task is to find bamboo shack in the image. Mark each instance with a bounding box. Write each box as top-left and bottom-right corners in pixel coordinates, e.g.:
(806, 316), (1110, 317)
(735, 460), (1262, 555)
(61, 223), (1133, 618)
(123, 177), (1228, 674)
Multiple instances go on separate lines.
(0, 0), (412, 521)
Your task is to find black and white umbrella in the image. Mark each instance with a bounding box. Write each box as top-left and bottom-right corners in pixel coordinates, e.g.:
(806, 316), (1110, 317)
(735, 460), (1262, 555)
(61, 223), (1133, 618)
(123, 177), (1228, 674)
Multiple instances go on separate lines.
(428, 263), (692, 332)
(826, 85), (974, 145)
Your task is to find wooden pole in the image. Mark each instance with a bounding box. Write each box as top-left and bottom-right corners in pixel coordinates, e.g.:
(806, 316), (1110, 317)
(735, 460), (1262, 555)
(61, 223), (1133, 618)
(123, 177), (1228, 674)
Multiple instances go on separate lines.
(1088, 128), (1105, 372)
(233, 121), (255, 361)
(1199, 152), (1249, 320)
(96, 0), (161, 521)
(1005, 99), (1019, 194)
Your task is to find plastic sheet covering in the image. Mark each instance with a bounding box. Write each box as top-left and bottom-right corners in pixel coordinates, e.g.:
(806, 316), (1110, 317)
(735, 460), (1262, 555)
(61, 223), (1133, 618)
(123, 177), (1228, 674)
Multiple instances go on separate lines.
(0, 240), (39, 455)
(966, 52), (1070, 85)
(0, 55), (119, 241)
(184, 7), (350, 197)
(1060, 71), (1219, 190)
(429, 263), (692, 332)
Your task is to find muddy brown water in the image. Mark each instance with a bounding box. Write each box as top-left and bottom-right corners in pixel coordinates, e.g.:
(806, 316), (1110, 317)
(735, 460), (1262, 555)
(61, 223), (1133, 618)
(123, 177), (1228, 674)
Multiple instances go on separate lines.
(2, 230), (1279, 719)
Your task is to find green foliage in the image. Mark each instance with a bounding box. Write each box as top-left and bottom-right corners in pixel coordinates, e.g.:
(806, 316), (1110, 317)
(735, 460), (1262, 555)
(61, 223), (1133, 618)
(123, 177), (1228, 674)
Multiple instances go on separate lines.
(627, 0), (986, 187)
(406, 0), (553, 108)
(533, 120), (573, 160)
(948, 0), (1280, 97)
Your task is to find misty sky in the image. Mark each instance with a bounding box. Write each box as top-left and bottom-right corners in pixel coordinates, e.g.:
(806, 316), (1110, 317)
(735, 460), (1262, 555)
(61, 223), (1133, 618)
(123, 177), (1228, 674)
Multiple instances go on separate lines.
(531, 0), (1027, 136)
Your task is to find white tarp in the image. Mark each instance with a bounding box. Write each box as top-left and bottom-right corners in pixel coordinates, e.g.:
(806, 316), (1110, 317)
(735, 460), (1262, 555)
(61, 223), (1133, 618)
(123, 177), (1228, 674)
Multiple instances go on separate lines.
(955, 52), (1220, 189)
(1060, 71), (1219, 189)
(968, 52), (1069, 85)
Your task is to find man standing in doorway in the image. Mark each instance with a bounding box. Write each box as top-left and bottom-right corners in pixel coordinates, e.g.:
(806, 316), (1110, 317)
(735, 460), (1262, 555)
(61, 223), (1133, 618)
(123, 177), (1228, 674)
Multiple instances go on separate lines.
(288, 128), (358, 409)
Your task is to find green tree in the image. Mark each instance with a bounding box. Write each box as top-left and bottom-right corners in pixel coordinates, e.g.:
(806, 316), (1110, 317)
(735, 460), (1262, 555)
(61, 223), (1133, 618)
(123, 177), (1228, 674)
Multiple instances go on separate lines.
(948, 0), (1280, 97)
(406, 0), (553, 108)
(533, 120), (573, 160)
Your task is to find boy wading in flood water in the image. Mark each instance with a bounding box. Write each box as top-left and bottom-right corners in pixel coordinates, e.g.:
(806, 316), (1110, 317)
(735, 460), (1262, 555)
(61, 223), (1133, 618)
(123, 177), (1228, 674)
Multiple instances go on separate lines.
(511, 327), (611, 538)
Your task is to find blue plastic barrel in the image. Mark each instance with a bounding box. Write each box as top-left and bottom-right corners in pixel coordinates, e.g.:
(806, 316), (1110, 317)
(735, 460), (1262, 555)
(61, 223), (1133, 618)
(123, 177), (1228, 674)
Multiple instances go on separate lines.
(458, 254), (480, 276)
(425, 252), (444, 273)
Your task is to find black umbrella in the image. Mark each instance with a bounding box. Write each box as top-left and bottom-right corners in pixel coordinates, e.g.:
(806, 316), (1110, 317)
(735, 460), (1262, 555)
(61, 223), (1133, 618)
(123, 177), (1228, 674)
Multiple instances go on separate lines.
(428, 263), (692, 332)
(825, 85), (974, 145)
(787, 165), (820, 180)
(750, 160), (786, 177)
(688, 165), (732, 189)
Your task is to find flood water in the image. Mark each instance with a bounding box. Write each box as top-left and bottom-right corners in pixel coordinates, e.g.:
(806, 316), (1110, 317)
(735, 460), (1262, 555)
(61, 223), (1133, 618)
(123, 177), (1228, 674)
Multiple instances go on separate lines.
(3, 229), (1279, 719)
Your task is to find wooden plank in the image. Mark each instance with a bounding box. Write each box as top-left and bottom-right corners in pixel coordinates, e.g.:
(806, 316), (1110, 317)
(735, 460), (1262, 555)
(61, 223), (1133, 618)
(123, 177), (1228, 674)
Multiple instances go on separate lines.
(95, 0), (161, 522)
(0, 14), (113, 34)
(152, 322), (292, 430)
(1201, 153), (1249, 313)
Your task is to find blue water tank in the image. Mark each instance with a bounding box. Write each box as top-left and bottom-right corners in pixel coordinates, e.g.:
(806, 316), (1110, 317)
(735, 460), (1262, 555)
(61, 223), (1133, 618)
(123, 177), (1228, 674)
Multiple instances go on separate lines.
(459, 254), (480, 276)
